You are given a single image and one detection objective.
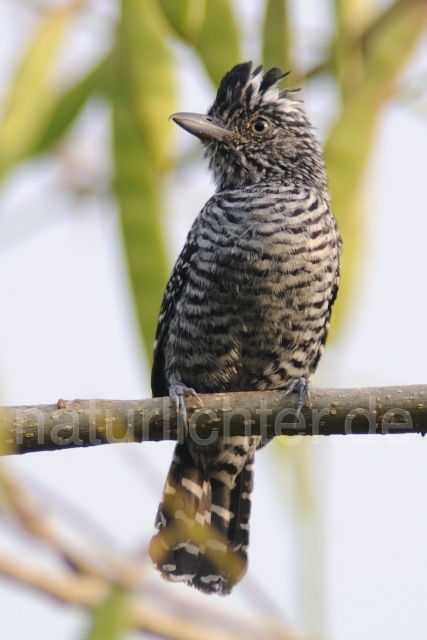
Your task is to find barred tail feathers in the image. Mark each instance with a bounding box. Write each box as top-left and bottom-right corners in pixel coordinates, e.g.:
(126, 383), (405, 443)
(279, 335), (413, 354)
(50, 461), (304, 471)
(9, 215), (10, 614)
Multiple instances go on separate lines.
(193, 453), (254, 594)
(149, 442), (208, 582)
(149, 442), (254, 595)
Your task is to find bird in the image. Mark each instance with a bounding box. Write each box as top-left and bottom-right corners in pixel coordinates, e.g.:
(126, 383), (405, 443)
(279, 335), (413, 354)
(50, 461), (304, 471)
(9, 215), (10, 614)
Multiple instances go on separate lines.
(149, 62), (341, 595)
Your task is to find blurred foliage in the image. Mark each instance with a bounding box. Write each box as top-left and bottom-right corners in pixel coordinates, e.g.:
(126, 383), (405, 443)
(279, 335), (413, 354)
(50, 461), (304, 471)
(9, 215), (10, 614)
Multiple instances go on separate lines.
(263, 0), (291, 73)
(85, 587), (129, 640)
(110, 0), (174, 350)
(0, 4), (79, 176)
(160, 0), (241, 84)
(0, 0), (427, 638)
(325, 0), (427, 333)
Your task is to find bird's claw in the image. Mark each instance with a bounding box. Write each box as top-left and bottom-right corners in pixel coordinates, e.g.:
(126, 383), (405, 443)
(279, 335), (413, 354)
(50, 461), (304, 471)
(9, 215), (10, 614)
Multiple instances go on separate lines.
(282, 377), (311, 418)
(169, 382), (203, 425)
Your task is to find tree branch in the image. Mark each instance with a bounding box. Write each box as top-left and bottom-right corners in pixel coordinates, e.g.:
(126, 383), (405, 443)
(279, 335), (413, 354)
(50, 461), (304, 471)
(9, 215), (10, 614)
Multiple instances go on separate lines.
(0, 555), (302, 640)
(1, 384), (426, 455)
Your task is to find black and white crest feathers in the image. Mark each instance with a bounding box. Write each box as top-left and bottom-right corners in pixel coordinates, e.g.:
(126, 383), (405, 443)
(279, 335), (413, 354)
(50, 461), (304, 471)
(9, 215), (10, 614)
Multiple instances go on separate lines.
(210, 62), (291, 118)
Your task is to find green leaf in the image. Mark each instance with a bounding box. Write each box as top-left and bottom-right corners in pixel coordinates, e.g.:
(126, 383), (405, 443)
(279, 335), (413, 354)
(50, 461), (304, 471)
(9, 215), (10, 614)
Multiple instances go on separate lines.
(117, 0), (176, 173)
(262, 0), (292, 73)
(0, 5), (78, 178)
(159, 0), (206, 44)
(159, 0), (240, 85)
(85, 587), (129, 640)
(34, 55), (110, 155)
(332, 0), (359, 99)
(110, 0), (174, 358)
(112, 91), (168, 360)
(195, 0), (241, 86)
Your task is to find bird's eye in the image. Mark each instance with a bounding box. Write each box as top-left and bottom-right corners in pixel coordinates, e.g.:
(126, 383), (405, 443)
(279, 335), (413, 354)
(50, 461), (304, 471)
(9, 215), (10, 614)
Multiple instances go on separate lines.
(252, 118), (269, 134)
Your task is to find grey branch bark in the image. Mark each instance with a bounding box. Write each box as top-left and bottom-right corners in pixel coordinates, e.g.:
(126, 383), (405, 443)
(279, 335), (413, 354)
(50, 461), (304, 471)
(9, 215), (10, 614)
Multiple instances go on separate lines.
(1, 384), (426, 455)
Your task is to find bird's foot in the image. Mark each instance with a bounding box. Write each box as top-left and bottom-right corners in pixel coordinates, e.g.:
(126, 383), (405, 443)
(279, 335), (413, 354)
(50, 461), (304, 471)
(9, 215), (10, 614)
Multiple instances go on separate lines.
(282, 377), (311, 417)
(169, 382), (203, 425)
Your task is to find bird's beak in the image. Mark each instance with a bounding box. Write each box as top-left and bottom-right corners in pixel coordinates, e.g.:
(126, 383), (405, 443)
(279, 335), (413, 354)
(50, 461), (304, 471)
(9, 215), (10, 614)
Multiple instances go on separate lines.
(170, 112), (231, 142)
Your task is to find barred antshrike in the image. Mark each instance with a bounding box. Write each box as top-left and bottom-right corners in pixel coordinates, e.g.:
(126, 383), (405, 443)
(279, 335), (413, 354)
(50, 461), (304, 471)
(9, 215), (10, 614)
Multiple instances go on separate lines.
(149, 62), (340, 595)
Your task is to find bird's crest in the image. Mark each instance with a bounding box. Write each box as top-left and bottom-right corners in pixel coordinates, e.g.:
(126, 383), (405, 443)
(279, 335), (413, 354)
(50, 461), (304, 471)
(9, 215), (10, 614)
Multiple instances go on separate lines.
(209, 62), (296, 118)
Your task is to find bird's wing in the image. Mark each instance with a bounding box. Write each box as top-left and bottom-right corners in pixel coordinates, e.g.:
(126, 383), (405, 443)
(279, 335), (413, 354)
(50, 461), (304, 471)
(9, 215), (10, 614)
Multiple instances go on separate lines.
(151, 222), (200, 397)
(311, 223), (341, 371)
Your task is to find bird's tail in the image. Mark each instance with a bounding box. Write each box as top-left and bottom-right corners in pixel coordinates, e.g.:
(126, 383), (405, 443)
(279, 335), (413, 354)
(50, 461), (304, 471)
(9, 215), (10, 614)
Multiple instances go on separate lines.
(149, 441), (254, 595)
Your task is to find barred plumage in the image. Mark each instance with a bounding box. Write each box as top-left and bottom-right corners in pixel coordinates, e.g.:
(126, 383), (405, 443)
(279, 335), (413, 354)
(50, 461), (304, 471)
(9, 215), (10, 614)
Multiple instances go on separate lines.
(149, 62), (341, 595)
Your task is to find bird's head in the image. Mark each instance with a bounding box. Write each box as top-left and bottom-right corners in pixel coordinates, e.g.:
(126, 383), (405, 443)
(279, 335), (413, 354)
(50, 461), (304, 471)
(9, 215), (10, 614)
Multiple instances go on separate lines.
(170, 62), (328, 195)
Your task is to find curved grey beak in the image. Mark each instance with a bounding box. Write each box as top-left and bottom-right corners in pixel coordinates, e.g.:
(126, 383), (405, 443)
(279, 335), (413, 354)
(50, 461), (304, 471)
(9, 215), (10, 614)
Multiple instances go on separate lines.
(170, 112), (230, 142)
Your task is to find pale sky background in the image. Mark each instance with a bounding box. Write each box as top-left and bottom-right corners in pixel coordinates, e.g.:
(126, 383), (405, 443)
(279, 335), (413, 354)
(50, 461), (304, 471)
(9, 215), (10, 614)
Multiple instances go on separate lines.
(1, 1), (427, 639)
